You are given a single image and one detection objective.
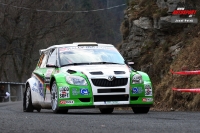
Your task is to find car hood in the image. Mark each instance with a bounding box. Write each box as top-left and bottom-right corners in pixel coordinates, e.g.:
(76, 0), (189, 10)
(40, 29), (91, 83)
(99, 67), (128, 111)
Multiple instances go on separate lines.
(61, 64), (131, 78)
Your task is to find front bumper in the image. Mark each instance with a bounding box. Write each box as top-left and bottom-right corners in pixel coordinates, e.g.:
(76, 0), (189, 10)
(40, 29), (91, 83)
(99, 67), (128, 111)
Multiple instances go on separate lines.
(57, 82), (153, 108)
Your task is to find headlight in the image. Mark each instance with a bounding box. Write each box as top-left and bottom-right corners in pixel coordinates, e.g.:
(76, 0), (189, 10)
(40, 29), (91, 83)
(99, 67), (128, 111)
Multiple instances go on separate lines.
(66, 76), (88, 86)
(132, 74), (143, 84)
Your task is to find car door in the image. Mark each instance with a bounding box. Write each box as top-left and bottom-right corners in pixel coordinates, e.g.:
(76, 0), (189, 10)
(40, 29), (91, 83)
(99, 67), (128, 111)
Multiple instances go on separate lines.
(33, 49), (57, 104)
(32, 51), (49, 102)
(43, 48), (58, 104)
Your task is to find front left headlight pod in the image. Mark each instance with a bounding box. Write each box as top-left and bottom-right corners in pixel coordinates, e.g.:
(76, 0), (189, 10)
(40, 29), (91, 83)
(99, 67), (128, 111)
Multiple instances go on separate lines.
(66, 76), (88, 86)
(132, 74), (143, 84)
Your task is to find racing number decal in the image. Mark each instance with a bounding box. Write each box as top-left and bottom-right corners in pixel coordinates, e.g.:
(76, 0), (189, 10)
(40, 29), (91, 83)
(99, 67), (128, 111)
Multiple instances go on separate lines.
(59, 87), (70, 98)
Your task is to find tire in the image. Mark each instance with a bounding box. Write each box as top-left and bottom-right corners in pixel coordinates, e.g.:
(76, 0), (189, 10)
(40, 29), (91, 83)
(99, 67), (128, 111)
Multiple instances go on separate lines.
(51, 81), (59, 113)
(51, 81), (68, 114)
(132, 107), (150, 114)
(99, 108), (114, 114)
(23, 85), (34, 112)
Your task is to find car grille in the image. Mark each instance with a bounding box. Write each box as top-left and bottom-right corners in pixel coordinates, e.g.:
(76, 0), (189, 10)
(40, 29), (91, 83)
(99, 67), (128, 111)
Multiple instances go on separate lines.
(91, 78), (128, 87)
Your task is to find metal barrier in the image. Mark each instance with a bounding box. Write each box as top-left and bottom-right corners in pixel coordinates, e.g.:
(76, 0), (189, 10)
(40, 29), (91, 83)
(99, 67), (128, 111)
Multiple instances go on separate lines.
(170, 69), (200, 110)
(0, 82), (25, 102)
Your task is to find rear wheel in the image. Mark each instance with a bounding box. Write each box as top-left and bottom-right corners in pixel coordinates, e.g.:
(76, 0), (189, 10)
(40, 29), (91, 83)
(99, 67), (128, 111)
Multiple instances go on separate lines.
(23, 85), (34, 112)
(99, 108), (114, 114)
(132, 107), (150, 114)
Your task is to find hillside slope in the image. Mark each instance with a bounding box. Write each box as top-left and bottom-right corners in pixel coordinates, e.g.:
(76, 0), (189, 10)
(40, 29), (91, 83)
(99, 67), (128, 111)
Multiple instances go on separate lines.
(118, 0), (200, 111)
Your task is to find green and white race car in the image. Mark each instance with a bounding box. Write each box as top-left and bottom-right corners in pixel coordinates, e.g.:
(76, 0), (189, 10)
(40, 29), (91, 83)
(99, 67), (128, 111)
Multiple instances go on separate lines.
(23, 42), (153, 114)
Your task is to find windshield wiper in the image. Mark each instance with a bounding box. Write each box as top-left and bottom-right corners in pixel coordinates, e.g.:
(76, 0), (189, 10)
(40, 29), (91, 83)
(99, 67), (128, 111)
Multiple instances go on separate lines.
(61, 63), (90, 67)
(89, 62), (123, 65)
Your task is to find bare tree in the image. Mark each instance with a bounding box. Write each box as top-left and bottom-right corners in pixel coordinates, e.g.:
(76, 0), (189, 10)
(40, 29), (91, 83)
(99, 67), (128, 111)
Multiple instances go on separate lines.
(0, 0), (126, 82)
(0, 0), (74, 82)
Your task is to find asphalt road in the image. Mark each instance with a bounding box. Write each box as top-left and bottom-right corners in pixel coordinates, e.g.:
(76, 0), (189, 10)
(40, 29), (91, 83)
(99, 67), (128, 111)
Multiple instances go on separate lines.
(0, 102), (200, 133)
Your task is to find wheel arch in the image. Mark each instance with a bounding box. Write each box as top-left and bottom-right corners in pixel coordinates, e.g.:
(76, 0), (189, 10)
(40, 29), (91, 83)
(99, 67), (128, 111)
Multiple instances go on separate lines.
(25, 79), (33, 99)
(25, 77), (42, 104)
(50, 76), (56, 92)
(50, 73), (66, 91)
(137, 71), (151, 81)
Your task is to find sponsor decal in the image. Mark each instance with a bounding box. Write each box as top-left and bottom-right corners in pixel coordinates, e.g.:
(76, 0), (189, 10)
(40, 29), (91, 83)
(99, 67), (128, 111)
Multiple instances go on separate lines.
(33, 82), (37, 86)
(80, 88), (89, 95)
(32, 86), (39, 93)
(59, 46), (116, 53)
(132, 87), (143, 94)
(60, 100), (74, 104)
(66, 100), (74, 104)
(32, 81), (43, 97)
(104, 101), (119, 104)
(60, 100), (66, 104)
(59, 87), (70, 98)
(72, 88), (79, 95)
(32, 74), (45, 97)
(38, 81), (44, 97)
(145, 84), (152, 96)
(142, 98), (153, 102)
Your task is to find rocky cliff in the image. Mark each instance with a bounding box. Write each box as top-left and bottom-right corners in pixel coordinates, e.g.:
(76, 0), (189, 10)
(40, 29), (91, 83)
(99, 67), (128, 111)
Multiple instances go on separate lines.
(118, 0), (200, 111)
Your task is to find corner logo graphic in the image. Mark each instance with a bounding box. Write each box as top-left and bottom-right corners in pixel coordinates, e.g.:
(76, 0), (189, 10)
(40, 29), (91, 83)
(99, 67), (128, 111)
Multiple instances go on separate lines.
(171, 2), (198, 23)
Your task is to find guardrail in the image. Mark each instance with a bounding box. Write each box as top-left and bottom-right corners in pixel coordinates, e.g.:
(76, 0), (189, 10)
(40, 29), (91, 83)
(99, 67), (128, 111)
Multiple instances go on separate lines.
(170, 69), (200, 110)
(0, 82), (25, 102)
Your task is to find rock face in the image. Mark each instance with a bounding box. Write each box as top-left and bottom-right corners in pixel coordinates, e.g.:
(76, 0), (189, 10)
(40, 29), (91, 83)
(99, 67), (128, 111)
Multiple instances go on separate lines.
(133, 17), (153, 29)
(119, 0), (200, 111)
(119, 0), (184, 73)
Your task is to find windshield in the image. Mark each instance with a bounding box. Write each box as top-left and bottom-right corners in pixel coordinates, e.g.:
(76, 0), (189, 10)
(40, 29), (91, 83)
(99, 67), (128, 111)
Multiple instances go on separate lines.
(59, 46), (125, 66)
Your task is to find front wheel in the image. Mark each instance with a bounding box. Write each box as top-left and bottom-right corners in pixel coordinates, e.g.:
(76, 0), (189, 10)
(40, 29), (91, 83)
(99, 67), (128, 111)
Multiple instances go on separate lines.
(99, 108), (114, 114)
(51, 81), (59, 113)
(23, 85), (34, 112)
(132, 107), (150, 114)
(51, 81), (68, 114)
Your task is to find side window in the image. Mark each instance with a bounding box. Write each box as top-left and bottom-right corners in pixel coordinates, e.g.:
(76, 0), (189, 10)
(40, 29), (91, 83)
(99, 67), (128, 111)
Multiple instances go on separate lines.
(40, 53), (48, 68)
(47, 49), (57, 66)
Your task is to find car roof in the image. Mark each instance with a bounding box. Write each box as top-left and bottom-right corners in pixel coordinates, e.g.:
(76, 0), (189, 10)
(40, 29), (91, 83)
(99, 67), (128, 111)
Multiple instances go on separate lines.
(39, 42), (114, 55)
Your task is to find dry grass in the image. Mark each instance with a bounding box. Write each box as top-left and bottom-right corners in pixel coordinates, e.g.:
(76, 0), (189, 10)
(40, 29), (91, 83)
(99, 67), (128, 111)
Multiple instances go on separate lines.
(153, 36), (200, 111)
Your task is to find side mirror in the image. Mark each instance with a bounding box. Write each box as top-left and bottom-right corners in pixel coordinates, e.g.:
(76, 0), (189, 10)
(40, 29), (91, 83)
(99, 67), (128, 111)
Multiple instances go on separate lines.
(128, 62), (134, 65)
(46, 64), (57, 68)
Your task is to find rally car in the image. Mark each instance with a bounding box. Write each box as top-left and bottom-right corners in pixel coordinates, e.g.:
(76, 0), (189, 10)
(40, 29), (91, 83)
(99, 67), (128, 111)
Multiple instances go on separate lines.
(23, 42), (153, 114)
